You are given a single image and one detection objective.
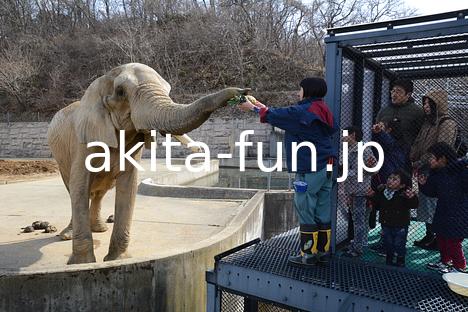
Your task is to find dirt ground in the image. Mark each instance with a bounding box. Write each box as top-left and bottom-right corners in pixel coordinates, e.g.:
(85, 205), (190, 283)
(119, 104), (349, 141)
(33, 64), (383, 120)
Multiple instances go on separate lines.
(0, 159), (59, 183)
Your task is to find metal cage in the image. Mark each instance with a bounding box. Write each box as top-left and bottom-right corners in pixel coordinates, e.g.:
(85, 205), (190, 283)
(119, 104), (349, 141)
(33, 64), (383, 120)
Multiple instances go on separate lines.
(207, 10), (468, 312)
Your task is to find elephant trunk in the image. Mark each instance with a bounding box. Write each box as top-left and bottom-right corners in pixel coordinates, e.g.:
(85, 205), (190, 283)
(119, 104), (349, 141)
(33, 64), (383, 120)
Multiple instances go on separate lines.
(131, 83), (237, 135)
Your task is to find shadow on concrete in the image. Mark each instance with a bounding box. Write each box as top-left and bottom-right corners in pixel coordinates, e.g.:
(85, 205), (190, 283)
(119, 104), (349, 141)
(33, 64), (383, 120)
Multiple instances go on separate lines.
(0, 236), (64, 272)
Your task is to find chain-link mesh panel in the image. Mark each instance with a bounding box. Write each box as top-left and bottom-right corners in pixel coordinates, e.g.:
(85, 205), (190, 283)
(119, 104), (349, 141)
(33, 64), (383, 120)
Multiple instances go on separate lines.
(220, 290), (295, 312)
(336, 32), (468, 274)
(257, 302), (294, 312)
(221, 291), (244, 312)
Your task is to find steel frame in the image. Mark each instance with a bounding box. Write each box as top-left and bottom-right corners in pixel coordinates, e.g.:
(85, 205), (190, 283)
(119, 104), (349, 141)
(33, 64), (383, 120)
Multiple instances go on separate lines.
(325, 10), (468, 254)
(207, 263), (415, 312)
(206, 232), (468, 312)
(206, 11), (468, 312)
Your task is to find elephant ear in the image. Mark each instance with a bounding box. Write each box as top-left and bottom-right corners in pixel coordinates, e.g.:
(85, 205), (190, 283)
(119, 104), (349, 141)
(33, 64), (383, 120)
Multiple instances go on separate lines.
(74, 75), (119, 149)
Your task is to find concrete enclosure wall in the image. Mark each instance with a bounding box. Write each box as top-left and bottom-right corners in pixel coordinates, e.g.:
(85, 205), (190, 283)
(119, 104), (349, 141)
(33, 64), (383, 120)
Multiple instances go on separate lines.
(0, 189), (265, 312)
(0, 118), (273, 158)
(0, 186), (299, 312)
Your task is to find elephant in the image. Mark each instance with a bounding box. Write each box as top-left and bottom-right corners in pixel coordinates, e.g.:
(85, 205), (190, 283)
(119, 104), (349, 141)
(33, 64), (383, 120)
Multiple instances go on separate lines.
(47, 63), (248, 264)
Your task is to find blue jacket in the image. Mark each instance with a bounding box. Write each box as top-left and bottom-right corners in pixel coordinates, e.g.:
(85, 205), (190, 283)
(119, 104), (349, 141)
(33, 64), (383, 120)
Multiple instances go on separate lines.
(373, 131), (411, 182)
(259, 98), (337, 173)
(421, 159), (468, 238)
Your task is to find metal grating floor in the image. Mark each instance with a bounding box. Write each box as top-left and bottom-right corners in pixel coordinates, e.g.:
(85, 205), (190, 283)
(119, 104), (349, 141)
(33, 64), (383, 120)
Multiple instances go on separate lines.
(219, 228), (468, 312)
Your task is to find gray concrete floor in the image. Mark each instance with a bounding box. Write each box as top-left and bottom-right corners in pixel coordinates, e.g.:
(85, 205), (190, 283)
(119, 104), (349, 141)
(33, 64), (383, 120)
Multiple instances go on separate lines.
(0, 159), (243, 272)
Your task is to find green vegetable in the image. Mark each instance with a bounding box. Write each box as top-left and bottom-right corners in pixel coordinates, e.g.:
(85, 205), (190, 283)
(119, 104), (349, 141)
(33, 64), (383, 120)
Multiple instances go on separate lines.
(227, 95), (257, 106)
(227, 95), (247, 106)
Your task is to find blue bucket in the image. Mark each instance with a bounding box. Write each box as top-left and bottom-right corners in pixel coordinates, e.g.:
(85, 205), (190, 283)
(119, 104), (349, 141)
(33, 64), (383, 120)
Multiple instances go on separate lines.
(293, 181), (308, 193)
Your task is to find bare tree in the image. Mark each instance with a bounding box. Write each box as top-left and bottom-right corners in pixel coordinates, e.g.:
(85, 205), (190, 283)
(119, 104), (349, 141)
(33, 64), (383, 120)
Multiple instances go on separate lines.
(0, 0), (418, 115)
(0, 45), (40, 111)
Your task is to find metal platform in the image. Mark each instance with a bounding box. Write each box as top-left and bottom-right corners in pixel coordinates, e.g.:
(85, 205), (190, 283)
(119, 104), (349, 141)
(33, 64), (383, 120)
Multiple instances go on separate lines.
(206, 228), (468, 312)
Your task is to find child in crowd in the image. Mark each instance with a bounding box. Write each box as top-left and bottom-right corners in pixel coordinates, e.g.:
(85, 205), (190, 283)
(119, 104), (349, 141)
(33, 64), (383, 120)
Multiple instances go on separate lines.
(342, 126), (376, 258)
(371, 170), (418, 267)
(369, 119), (412, 256)
(419, 142), (468, 273)
(372, 119), (411, 182)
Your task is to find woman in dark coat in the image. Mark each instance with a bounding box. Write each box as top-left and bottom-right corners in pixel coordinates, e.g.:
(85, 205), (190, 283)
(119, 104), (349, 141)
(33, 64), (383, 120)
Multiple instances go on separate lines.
(410, 90), (457, 250)
(419, 142), (468, 273)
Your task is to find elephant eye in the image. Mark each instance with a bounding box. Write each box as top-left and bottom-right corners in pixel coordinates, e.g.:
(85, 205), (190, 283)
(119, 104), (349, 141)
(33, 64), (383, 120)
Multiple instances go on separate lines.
(116, 87), (126, 98)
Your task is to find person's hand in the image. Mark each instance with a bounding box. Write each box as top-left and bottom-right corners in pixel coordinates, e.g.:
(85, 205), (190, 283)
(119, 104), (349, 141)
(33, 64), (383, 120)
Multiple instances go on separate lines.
(417, 173), (428, 185)
(372, 122), (385, 133)
(366, 156), (377, 167)
(404, 188), (416, 198)
(238, 99), (255, 112)
(251, 100), (266, 109)
(366, 188), (375, 197)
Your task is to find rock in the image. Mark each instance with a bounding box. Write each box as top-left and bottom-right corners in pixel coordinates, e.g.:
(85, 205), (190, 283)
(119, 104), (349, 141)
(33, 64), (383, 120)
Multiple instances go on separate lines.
(32, 221), (49, 230)
(23, 226), (35, 233)
(39, 221), (49, 229)
(44, 225), (57, 233)
(106, 215), (114, 223)
(32, 221), (43, 230)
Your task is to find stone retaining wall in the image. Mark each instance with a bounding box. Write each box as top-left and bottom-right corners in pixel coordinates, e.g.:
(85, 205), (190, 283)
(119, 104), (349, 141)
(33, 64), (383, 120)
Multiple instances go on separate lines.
(0, 119), (273, 158)
(0, 122), (51, 158)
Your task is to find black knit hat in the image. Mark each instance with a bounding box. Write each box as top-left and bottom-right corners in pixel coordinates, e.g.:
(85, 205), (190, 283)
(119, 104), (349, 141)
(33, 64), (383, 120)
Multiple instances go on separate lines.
(392, 79), (413, 94)
(428, 142), (458, 163)
(300, 77), (327, 98)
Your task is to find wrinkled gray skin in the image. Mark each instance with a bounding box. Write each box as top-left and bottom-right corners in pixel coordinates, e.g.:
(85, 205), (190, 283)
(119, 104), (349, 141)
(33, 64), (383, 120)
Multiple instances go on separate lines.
(47, 63), (248, 264)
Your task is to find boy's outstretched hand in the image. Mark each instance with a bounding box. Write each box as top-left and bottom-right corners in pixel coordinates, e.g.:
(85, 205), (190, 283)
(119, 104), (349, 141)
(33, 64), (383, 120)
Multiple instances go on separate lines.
(238, 97), (266, 112)
(238, 100), (255, 112)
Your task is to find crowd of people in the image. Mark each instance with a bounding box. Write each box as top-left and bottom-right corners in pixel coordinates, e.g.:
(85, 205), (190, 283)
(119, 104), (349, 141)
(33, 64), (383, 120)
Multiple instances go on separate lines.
(237, 77), (467, 273)
(341, 79), (467, 274)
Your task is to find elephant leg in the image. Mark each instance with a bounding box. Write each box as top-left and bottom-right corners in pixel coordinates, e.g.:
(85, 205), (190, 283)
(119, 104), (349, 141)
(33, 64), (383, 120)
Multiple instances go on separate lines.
(59, 170), (73, 240)
(67, 158), (96, 265)
(59, 219), (73, 240)
(90, 190), (108, 232)
(104, 151), (141, 261)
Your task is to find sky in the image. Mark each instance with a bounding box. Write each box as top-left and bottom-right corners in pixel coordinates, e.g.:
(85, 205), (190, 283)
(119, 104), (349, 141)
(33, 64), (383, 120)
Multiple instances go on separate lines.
(405, 0), (467, 15)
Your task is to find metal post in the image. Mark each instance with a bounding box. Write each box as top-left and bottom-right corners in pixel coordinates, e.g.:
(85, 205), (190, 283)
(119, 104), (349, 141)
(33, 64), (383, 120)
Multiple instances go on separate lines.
(244, 297), (258, 312)
(206, 271), (221, 312)
(325, 42), (343, 254)
(267, 159), (271, 191)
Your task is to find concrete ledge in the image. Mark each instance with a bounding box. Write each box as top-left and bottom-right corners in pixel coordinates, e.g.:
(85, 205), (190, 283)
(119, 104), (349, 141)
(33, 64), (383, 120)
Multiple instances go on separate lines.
(138, 178), (257, 199)
(0, 189), (264, 312)
(143, 159), (219, 185)
(219, 157), (288, 169)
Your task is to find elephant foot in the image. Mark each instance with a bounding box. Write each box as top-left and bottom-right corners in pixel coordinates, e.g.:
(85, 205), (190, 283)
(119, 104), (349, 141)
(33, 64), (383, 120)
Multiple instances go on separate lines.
(104, 251), (131, 262)
(91, 220), (108, 233)
(59, 227), (73, 240)
(67, 253), (96, 265)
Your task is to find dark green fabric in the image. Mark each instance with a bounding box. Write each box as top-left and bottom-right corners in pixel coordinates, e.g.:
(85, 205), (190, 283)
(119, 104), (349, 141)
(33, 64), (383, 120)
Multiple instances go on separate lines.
(376, 98), (425, 146)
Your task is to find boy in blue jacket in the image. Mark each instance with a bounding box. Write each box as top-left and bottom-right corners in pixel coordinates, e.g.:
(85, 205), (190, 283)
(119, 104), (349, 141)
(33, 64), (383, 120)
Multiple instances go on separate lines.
(239, 78), (337, 266)
(419, 142), (468, 273)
